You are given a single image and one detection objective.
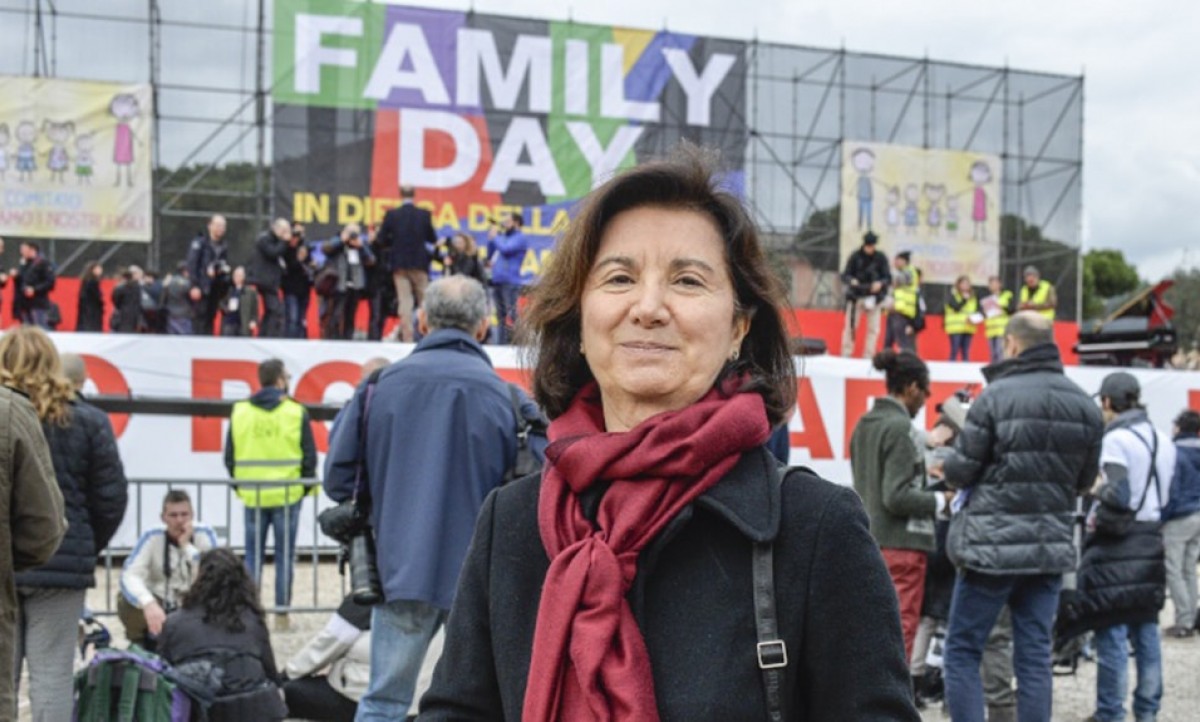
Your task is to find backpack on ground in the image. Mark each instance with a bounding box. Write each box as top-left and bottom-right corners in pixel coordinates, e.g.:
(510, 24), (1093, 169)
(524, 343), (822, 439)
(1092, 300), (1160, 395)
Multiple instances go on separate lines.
(75, 647), (202, 722)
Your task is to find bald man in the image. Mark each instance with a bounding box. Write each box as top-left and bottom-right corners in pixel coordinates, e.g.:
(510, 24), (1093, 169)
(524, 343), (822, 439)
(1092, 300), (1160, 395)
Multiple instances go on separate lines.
(60, 353), (87, 395)
(249, 218), (293, 337)
(186, 214), (231, 336)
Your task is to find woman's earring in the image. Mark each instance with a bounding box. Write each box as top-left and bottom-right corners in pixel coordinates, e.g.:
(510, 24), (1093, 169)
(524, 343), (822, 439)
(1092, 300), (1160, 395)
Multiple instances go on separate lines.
(729, 349), (740, 362)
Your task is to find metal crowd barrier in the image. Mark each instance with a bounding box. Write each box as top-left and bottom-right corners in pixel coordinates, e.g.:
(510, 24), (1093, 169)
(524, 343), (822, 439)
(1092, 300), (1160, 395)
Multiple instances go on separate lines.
(96, 477), (345, 616)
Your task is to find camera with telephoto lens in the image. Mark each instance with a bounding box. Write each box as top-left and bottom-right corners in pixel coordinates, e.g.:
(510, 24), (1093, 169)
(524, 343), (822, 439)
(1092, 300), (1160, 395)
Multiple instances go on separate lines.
(318, 501), (383, 605)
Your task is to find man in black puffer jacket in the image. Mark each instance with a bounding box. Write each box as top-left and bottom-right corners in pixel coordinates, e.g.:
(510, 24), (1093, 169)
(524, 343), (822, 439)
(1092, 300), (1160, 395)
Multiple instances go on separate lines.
(941, 311), (1104, 722)
(15, 396), (128, 720)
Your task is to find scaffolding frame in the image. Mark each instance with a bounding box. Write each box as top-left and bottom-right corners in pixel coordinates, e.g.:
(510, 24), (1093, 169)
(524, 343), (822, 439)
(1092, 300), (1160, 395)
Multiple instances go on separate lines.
(1, 2), (1084, 319)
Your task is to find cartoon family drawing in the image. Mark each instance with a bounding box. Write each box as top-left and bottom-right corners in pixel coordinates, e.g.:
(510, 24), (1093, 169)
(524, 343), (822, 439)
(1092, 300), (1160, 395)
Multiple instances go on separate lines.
(0, 92), (141, 187)
(846, 145), (995, 243)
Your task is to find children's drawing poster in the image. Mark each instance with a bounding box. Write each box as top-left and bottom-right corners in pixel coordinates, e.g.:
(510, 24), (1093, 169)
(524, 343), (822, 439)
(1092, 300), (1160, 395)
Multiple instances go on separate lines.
(840, 141), (1000, 284)
(0, 76), (153, 243)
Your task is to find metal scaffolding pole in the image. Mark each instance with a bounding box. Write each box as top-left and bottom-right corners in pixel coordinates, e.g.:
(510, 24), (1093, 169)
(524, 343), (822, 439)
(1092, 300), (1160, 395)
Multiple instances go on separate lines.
(148, 0), (162, 271)
(254, 0), (267, 231)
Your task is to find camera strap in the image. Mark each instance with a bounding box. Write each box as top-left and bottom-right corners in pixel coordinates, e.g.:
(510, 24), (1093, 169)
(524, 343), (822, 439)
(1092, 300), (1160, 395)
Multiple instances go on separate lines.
(352, 368), (385, 509)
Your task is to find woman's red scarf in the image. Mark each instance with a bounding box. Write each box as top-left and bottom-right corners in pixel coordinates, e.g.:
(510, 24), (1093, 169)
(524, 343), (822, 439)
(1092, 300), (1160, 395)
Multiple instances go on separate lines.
(522, 381), (770, 722)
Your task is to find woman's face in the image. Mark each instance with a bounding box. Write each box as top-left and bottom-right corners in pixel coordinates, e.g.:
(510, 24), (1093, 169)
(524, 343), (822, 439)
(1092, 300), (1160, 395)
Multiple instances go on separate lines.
(580, 206), (749, 428)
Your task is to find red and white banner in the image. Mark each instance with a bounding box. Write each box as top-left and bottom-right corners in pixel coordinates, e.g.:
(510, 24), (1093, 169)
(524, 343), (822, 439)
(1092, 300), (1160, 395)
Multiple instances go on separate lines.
(46, 334), (1200, 548)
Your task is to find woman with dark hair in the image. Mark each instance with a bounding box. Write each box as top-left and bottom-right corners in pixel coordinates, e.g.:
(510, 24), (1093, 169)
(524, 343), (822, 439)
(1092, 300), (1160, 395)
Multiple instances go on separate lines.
(420, 147), (919, 720)
(76, 261), (105, 331)
(158, 548), (288, 722)
(849, 351), (952, 678)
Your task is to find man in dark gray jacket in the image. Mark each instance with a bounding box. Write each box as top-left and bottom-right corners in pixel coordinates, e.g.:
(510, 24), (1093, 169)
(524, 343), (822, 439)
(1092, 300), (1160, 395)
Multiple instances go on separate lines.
(941, 311), (1104, 722)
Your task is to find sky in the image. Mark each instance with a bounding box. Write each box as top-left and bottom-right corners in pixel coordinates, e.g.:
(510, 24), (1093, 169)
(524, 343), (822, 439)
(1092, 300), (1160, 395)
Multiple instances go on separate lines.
(400, 0), (1200, 280)
(1, 0), (1196, 281)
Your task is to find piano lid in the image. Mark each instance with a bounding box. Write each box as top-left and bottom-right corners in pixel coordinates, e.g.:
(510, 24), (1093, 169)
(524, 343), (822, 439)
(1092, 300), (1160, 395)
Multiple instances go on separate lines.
(1083, 280), (1175, 333)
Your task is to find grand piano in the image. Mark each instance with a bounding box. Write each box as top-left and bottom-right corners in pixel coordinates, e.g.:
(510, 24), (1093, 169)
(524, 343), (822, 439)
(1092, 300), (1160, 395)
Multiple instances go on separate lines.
(1074, 280), (1177, 367)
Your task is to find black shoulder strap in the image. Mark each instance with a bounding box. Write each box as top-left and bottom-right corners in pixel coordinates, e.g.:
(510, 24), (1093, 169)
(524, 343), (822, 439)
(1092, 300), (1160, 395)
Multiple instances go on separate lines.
(507, 383), (530, 443)
(752, 464), (789, 722)
(353, 368), (385, 507)
(1127, 426), (1160, 514)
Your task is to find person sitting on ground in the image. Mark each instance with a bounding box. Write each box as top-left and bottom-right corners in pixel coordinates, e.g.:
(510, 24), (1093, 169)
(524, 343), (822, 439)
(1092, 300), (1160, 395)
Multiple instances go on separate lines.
(282, 593), (372, 722)
(118, 490), (218, 650)
(158, 548), (288, 722)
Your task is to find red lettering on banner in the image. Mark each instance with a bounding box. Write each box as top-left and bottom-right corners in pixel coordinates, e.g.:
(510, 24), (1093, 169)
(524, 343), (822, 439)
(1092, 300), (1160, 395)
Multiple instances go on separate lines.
(191, 360), (259, 452)
(293, 361), (362, 453)
(81, 354), (131, 437)
(844, 378), (887, 457)
(1191, 389), (1200, 412)
(790, 377), (833, 459)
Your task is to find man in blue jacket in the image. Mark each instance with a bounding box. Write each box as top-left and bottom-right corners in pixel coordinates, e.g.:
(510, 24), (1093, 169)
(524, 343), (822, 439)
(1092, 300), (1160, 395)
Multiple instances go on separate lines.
(1164, 409), (1200, 637)
(487, 211), (529, 344)
(324, 275), (546, 722)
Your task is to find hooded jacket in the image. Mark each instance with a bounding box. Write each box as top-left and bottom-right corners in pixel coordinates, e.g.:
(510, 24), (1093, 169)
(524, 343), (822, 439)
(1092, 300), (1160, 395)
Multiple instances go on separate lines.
(944, 343), (1104, 574)
(223, 387), (317, 482)
(1164, 435), (1200, 521)
(0, 388), (66, 716)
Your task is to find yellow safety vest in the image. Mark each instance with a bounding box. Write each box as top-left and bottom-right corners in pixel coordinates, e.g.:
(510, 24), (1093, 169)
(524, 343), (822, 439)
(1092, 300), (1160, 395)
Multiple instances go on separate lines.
(1019, 280), (1055, 321)
(985, 290), (1013, 339)
(230, 397), (308, 508)
(944, 291), (979, 335)
(893, 268), (921, 319)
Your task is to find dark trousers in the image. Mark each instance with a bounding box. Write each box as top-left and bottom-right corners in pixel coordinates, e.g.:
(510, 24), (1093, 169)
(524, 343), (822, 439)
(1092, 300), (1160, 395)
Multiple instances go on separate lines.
(256, 286), (283, 338)
(884, 312), (916, 353)
(284, 292), (310, 339)
(492, 283), (521, 344)
(322, 289), (364, 340)
(283, 676), (357, 722)
(944, 571), (1061, 722)
(367, 287), (386, 341)
(949, 333), (973, 362)
(195, 293), (221, 336)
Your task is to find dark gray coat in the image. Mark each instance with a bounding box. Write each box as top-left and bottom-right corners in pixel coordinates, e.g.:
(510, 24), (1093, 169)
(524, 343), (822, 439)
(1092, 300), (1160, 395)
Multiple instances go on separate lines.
(15, 399), (128, 589)
(419, 449), (919, 721)
(944, 344), (1104, 574)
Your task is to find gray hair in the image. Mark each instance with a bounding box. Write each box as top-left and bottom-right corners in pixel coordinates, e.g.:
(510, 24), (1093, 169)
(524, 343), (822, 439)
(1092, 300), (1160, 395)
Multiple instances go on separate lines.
(424, 276), (488, 333)
(60, 352), (87, 390)
(1005, 310), (1054, 352)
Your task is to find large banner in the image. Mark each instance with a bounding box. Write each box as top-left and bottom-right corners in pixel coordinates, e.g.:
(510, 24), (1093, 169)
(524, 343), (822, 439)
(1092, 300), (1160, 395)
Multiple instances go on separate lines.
(840, 142), (1001, 285)
(0, 76), (153, 242)
(272, 0), (747, 282)
(44, 333), (1200, 548)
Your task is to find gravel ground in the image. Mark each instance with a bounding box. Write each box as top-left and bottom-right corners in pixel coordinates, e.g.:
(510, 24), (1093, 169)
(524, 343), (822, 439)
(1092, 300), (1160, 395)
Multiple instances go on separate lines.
(14, 561), (1199, 720)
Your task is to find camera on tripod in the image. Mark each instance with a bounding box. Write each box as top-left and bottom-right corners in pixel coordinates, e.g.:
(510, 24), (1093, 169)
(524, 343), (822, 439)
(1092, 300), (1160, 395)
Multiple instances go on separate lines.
(318, 501), (383, 606)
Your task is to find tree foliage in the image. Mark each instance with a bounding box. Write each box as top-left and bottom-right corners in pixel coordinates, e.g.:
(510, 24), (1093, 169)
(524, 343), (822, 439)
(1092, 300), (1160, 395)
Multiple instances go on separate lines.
(1082, 249), (1141, 319)
(1166, 266), (1200, 351)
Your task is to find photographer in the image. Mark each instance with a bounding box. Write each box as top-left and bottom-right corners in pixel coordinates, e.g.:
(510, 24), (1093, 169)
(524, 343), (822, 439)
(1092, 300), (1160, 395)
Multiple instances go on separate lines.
(118, 490), (217, 650)
(320, 223), (374, 340)
(840, 231), (891, 358)
(436, 232), (486, 285)
(283, 223), (316, 339)
(185, 214), (231, 336)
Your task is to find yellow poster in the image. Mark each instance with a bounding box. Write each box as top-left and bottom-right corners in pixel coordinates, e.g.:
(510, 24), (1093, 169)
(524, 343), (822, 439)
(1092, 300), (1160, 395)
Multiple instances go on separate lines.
(0, 76), (153, 243)
(840, 142), (1000, 285)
